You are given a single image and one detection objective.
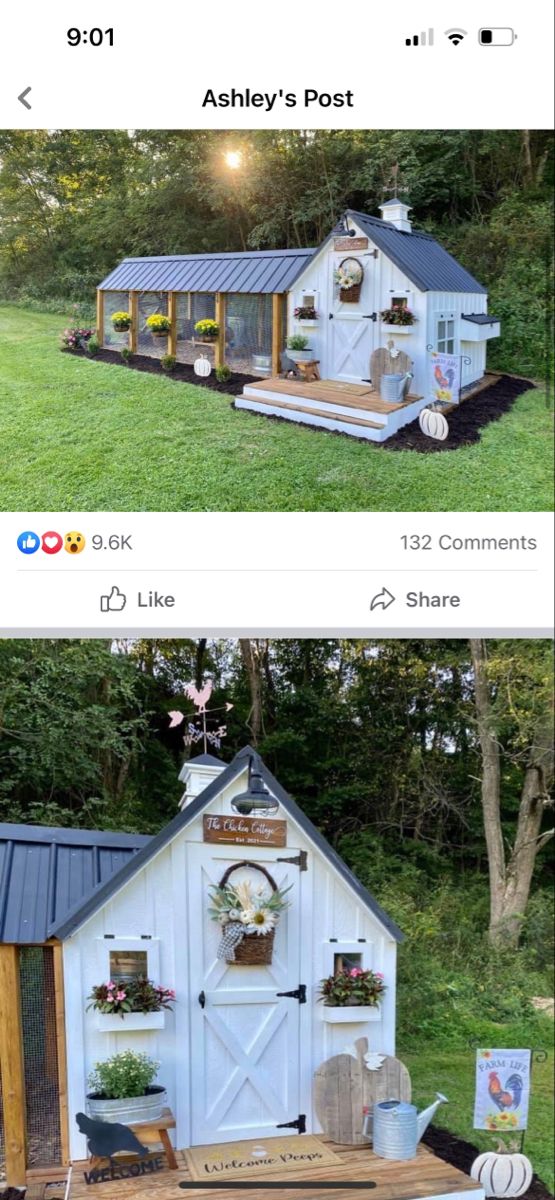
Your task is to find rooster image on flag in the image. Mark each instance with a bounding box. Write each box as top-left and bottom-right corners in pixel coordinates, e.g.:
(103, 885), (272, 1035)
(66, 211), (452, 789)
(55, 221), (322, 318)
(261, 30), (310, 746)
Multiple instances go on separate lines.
(429, 350), (461, 406)
(488, 1071), (523, 1111)
(473, 1049), (530, 1131)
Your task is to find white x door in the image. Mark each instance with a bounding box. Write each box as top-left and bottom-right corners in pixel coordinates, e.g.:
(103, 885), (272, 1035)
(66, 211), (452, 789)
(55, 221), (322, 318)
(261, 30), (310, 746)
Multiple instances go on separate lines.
(328, 250), (376, 382)
(188, 843), (302, 1145)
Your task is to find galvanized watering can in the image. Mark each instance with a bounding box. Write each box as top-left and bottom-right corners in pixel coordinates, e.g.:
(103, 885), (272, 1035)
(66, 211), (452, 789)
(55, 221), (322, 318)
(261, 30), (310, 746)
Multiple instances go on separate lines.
(381, 371), (413, 404)
(372, 1092), (448, 1160)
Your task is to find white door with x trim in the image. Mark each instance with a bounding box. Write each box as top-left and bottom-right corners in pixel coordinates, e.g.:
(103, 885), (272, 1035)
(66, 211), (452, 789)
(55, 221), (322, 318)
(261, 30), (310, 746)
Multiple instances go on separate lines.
(187, 843), (302, 1144)
(328, 251), (376, 382)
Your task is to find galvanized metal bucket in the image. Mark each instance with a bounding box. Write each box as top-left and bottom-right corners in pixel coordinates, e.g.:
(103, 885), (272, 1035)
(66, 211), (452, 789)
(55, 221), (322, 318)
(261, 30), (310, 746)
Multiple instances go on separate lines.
(372, 1099), (418, 1160)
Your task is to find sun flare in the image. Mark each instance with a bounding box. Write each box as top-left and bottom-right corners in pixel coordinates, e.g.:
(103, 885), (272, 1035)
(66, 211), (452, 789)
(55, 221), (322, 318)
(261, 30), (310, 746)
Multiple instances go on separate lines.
(224, 150), (242, 170)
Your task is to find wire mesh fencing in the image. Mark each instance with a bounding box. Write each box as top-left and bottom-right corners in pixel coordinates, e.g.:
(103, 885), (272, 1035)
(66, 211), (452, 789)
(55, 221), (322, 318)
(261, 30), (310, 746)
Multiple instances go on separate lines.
(137, 291), (169, 358)
(176, 293), (217, 366)
(225, 294), (274, 376)
(19, 947), (61, 1169)
(102, 291), (130, 349)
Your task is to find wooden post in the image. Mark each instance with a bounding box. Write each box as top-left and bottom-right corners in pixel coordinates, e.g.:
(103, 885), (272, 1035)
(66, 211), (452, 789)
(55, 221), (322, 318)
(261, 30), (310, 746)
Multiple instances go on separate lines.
(215, 293), (226, 368)
(96, 290), (104, 345)
(52, 943), (70, 1165)
(272, 293), (284, 377)
(0, 944), (27, 1185)
(168, 292), (177, 358)
(129, 291), (138, 353)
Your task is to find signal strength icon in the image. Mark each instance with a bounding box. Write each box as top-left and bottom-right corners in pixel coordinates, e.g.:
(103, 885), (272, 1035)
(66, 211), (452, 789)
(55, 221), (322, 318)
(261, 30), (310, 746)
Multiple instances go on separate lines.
(445, 28), (468, 44)
(405, 28), (434, 45)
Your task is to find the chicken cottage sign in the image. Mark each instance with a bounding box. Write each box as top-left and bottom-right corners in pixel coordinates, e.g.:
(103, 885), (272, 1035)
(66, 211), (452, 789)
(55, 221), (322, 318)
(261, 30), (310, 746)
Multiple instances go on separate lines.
(203, 814), (287, 847)
(473, 1048), (531, 1131)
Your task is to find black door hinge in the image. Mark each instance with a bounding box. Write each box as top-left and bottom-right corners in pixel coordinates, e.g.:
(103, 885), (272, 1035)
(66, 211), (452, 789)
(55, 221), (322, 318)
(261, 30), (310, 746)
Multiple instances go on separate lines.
(276, 984), (307, 1004)
(276, 850), (308, 871)
(362, 313), (378, 320)
(328, 312), (334, 319)
(277, 1114), (306, 1134)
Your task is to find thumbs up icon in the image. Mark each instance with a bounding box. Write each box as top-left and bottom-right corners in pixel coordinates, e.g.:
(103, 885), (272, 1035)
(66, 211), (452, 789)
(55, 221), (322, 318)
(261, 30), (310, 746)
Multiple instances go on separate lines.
(17, 531), (40, 554)
(100, 586), (127, 613)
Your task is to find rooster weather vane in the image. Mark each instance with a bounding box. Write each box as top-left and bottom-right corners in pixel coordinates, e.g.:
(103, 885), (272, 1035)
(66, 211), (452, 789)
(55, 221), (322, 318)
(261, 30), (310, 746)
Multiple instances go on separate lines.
(168, 680), (233, 752)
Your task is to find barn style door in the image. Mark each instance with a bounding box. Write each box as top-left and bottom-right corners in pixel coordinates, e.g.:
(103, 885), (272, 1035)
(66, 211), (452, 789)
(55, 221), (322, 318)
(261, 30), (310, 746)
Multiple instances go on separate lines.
(328, 251), (376, 382)
(187, 843), (302, 1145)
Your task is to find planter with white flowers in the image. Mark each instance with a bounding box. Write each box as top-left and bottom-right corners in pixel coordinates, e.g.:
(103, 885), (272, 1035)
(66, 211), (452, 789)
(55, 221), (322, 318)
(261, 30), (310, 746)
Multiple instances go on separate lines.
(318, 967), (385, 1022)
(208, 861), (291, 964)
(87, 977), (175, 1032)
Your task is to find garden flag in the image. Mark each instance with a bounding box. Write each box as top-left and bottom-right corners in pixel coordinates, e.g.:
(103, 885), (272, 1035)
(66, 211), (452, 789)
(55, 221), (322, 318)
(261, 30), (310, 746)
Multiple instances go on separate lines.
(428, 350), (461, 406)
(473, 1049), (531, 1131)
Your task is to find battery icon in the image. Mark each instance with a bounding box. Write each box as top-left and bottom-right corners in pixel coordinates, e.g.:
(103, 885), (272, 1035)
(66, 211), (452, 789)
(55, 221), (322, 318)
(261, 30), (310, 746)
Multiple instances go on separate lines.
(479, 27), (517, 45)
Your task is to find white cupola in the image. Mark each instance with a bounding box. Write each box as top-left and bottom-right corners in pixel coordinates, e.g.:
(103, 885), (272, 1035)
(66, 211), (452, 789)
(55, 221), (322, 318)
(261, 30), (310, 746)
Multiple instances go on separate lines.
(379, 199), (412, 233)
(178, 752), (226, 808)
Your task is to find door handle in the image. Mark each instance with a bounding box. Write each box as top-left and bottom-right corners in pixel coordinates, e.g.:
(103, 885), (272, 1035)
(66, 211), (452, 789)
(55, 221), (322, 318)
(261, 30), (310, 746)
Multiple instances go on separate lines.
(198, 990), (206, 1009)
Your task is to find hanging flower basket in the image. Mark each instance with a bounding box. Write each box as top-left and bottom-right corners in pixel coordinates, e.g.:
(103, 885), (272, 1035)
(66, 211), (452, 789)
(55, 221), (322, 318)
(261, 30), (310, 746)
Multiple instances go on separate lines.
(111, 312), (132, 332)
(146, 314), (171, 338)
(209, 861), (291, 965)
(334, 258), (364, 303)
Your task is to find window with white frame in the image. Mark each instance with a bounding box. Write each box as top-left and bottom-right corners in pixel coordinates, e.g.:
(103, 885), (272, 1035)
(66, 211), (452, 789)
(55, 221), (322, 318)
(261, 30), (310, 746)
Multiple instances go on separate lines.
(436, 312), (456, 354)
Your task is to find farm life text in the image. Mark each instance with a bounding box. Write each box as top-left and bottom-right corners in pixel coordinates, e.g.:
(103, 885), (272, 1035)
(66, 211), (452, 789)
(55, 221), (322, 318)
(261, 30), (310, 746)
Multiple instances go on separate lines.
(202, 88), (355, 111)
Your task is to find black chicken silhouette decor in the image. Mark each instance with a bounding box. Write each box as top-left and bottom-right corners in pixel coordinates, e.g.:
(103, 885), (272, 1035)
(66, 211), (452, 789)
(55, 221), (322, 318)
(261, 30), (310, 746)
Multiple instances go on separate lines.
(76, 1112), (149, 1164)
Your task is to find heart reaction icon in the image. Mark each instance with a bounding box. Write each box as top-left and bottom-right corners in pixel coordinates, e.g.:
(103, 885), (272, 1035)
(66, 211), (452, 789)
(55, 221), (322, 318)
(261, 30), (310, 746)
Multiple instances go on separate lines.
(41, 531), (64, 554)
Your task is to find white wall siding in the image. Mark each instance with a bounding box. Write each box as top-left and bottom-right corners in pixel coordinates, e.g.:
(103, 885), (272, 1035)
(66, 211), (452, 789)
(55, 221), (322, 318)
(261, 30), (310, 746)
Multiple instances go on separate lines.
(427, 292), (488, 386)
(63, 768), (398, 1155)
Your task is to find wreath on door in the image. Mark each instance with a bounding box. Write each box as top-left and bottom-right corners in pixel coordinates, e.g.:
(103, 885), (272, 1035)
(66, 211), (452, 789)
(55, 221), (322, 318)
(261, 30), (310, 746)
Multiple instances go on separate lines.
(208, 862), (291, 964)
(334, 257), (364, 302)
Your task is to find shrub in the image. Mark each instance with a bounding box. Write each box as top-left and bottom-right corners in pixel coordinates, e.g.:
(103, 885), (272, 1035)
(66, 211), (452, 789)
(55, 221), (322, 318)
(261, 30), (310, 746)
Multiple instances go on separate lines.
(146, 313), (171, 334)
(215, 364), (232, 382)
(87, 337), (100, 355)
(287, 334), (309, 351)
(87, 1050), (160, 1100)
(160, 354), (177, 372)
(194, 318), (219, 339)
(60, 326), (93, 351)
(120, 346), (133, 364)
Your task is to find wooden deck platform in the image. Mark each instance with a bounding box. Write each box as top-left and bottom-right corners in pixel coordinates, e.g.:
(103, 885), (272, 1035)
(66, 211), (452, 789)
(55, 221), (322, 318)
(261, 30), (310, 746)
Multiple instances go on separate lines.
(235, 378), (428, 442)
(65, 1142), (484, 1200)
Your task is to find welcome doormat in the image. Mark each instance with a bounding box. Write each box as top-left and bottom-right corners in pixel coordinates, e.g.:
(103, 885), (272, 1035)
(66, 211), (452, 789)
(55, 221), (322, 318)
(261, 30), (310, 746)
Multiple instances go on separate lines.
(185, 1135), (342, 1181)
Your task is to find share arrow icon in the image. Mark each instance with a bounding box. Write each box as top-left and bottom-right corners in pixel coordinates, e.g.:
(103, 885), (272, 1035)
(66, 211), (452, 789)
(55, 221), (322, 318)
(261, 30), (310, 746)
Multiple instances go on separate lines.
(370, 587), (396, 612)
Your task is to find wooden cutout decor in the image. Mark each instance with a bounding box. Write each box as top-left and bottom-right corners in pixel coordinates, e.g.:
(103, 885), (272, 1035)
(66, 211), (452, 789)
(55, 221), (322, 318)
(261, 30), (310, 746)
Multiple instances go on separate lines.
(370, 346), (412, 397)
(314, 1038), (411, 1146)
(76, 1113), (149, 1165)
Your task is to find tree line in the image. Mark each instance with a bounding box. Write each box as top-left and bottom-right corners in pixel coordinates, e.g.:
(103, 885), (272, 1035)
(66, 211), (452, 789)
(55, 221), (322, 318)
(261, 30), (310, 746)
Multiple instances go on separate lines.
(0, 129), (552, 375)
(0, 638), (552, 951)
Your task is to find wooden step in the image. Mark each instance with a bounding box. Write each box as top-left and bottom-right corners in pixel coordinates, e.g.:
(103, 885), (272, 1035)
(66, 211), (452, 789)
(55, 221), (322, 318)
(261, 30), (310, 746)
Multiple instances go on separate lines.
(237, 394), (385, 430)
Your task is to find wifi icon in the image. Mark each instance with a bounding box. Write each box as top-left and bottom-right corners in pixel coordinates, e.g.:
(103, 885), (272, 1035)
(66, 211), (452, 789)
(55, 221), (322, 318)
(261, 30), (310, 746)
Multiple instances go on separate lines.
(445, 28), (468, 44)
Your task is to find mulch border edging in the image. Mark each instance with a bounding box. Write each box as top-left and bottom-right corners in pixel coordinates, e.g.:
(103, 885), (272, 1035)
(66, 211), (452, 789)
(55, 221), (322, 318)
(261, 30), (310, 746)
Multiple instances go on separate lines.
(64, 346), (259, 397)
(423, 1126), (553, 1200)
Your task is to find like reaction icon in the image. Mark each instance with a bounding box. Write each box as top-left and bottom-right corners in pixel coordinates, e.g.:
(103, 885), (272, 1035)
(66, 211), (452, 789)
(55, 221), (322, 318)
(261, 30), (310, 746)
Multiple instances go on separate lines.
(100, 586), (127, 613)
(41, 531), (63, 554)
(17, 531), (40, 554)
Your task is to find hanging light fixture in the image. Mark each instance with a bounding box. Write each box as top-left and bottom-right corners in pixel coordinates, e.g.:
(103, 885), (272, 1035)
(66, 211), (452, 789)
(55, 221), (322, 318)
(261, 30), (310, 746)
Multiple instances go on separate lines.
(332, 214), (355, 237)
(231, 758), (279, 816)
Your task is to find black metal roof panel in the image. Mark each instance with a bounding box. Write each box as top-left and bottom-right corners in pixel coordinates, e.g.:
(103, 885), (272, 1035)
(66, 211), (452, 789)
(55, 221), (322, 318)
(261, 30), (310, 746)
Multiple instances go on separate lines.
(462, 313), (500, 324)
(49, 748), (404, 944)
(99, 248), (316, 295)
(345, 210), (487, 294)
(0, 823), (150, 944)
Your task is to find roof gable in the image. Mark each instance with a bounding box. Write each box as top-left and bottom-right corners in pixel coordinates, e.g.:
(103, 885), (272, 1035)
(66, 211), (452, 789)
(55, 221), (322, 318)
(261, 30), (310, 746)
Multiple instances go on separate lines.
(48, 748), (403, 943)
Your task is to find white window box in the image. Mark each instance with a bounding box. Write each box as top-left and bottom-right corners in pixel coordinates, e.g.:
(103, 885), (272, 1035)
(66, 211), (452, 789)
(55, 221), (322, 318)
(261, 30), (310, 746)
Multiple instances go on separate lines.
(95, 1010), (166, 1032)
(297, 319), (319, 327)
(380, 323), (414, 335)
(320, 1005), (381, 1023)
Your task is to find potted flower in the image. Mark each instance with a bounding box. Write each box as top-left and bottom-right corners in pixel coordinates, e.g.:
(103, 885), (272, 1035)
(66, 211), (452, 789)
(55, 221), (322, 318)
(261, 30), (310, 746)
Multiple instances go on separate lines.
(146, 313), (171, 338)
(87, 976), (175, 1031)
(380, 305), (417, 333)
(208, 863), (291, 964)
(318, 968), (385, 1022)
(194, 318), (219, 342)
(60, 326), (94, 352)
(86, 1050), (166, 1125)
(294, 305), (318, 326)
(286, 334), (313, 364)
(111, 311), (132, 333)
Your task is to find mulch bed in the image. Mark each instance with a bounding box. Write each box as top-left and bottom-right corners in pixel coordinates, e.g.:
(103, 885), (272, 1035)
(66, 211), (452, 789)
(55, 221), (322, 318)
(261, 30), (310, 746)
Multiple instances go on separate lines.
(423, 1126), (554, 1199)
(67, 349), (534, 452)
(67, 346), (257, 396)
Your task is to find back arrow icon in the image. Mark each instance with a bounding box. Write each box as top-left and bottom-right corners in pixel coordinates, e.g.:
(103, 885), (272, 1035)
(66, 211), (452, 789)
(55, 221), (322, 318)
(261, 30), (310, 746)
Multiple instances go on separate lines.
(18, 87), (32, 109)
(370, 587), (396, 611)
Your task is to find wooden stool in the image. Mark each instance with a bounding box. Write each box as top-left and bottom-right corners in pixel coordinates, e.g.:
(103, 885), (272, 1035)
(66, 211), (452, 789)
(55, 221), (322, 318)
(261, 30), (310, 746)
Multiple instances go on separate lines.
(297, 359), (320, 382)
(89, 1107), (178, 1171)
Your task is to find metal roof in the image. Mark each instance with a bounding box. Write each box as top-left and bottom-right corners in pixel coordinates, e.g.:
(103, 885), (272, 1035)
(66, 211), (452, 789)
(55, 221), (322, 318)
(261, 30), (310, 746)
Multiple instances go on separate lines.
(345, 210), (487, 294)
(99, 248), (315, 295)
(48, 747), (404, 944)
(462, 313), (500, 324)
(0, 823), (150, 944)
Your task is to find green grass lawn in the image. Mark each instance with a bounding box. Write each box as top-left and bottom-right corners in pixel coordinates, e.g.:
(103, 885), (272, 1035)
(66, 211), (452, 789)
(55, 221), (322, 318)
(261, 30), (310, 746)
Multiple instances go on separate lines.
(0, 306), (552, 511)
(403, 1037), (554, 1193)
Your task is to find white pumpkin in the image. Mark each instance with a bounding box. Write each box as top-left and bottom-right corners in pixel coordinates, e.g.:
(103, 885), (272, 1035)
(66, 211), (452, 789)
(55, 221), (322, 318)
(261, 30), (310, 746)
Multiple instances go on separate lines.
(419, 407), (449, 441)
(471, 1151), (533, 1197)
(194, 354), (212, 378)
